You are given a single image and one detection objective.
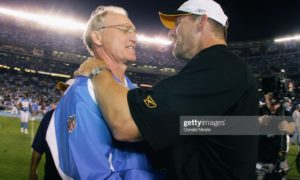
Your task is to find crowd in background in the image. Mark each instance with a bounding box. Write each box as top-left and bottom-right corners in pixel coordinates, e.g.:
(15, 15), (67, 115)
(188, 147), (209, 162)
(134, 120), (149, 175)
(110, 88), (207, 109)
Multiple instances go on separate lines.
(1, 16), (300, 75)
(0, 69), (65, 118)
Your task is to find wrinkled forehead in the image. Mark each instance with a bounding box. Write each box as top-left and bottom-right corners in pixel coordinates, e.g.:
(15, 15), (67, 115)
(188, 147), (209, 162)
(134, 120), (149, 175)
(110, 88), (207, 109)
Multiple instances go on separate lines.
(104, 12), (134, 26)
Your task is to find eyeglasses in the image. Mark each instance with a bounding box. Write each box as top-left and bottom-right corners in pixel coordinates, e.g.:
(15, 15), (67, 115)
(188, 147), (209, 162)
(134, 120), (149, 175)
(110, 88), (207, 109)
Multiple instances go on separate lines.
(99, 24), (137, 34)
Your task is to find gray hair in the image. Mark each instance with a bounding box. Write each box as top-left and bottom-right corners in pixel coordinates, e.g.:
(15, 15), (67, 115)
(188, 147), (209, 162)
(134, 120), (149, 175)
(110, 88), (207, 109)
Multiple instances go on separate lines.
(83, 6), (128, 56)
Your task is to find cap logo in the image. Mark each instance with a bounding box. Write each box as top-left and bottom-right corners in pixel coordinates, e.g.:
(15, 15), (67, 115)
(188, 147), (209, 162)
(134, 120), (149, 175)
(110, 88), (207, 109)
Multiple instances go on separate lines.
(194, 9), (206, 14)
(144, 95), (157, 108)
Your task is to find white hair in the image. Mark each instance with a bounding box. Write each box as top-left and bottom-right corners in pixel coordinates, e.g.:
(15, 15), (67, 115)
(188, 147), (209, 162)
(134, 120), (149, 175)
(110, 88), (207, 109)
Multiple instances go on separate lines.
(83, 6), (128, 56)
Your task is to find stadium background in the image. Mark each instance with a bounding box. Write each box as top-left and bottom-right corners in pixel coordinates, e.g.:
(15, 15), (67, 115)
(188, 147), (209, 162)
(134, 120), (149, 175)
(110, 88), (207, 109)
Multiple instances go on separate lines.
(1, 15), (300, 108)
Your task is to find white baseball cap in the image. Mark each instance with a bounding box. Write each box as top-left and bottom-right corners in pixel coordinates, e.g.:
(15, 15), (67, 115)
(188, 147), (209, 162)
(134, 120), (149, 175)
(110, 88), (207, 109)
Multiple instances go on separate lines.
(159, 0), (228, 29)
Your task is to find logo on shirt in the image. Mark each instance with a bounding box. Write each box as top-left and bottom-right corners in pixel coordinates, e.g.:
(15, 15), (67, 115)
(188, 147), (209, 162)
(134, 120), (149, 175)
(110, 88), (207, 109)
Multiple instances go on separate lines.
(143, 95), (157, 108)
(67, 114), (76, 133)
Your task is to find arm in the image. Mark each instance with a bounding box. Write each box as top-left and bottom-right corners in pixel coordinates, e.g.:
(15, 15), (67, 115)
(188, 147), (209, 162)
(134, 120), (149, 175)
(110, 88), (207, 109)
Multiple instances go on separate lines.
(92, 70), (142, 142)
(30, 110), (54, 180)
(29, 150), (42, 180)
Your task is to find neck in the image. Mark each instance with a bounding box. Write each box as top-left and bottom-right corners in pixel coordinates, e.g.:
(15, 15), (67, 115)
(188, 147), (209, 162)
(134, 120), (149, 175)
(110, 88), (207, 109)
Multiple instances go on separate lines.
(192, 29), (227, 58)
(94, 55), (127, 84)
(109, 62), (127, 83)
(200, 37), (226, 52)
(187, 39), (226, 59)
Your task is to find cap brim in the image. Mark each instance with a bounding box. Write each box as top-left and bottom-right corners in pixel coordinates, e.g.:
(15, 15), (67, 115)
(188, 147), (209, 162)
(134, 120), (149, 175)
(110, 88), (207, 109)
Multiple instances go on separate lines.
(159, 11), (191, 29)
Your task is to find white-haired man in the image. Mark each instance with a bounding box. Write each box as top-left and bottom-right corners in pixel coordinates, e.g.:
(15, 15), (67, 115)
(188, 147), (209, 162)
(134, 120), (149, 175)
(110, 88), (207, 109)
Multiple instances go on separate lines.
(46, 6), (161, 180)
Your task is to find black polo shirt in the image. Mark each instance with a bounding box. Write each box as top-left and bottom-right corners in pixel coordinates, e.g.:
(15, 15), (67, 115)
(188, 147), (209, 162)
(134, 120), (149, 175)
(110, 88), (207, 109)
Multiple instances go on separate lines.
(128, 45), (259, 180)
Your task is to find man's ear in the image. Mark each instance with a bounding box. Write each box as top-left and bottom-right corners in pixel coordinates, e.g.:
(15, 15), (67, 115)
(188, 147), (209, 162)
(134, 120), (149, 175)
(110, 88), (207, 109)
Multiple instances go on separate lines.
(197, 14), (208, 31)
(91, 31), (103, 46)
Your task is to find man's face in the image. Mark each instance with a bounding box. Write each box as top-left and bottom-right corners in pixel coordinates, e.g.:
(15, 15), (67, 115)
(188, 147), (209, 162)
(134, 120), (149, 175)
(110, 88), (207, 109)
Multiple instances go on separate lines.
(168, 15), (197, 60)
(99, 13), (137, 64)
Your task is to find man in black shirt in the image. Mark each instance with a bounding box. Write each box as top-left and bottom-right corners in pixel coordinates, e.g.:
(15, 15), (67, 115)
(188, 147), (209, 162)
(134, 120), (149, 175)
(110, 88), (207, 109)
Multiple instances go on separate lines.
(257, 93), (295, 180)
(76, 0), (259, 179)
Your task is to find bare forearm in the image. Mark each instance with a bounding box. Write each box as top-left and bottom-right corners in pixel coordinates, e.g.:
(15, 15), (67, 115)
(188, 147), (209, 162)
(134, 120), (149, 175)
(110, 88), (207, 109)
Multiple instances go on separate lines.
(29, 150), (42, 180)
(93, 70), (141, 141)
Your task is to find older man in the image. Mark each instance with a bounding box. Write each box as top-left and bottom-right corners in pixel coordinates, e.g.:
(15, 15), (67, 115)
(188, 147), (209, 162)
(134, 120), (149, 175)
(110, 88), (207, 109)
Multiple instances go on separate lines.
(46, 6), (159, 180)
(77, 0), (259, 179)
